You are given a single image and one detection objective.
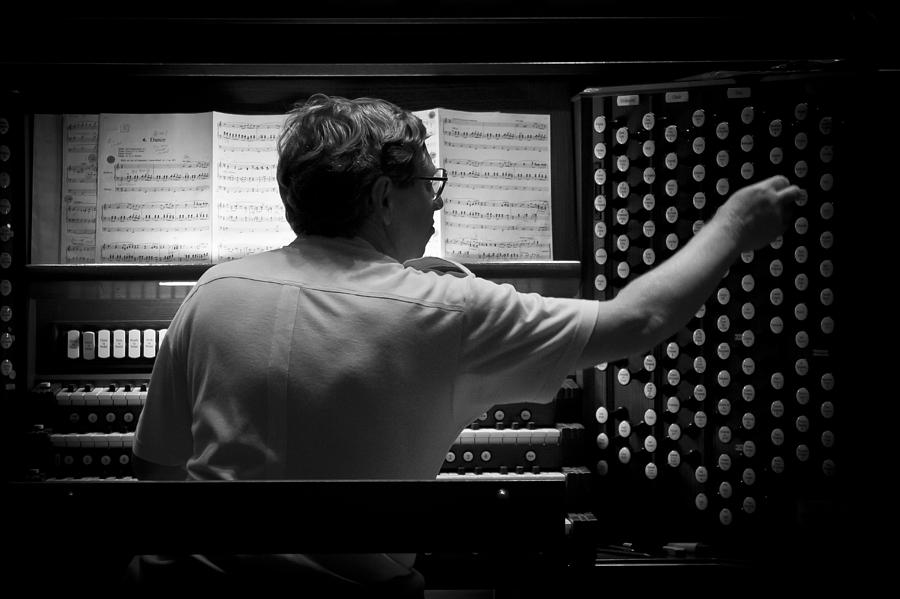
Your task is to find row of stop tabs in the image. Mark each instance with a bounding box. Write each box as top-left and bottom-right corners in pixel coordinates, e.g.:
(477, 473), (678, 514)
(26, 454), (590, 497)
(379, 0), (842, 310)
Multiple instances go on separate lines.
(65, 328), (168, 360)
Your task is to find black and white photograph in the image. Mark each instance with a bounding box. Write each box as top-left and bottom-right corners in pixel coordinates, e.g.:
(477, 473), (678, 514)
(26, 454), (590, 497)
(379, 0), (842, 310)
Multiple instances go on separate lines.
(1, 3), (891, 597)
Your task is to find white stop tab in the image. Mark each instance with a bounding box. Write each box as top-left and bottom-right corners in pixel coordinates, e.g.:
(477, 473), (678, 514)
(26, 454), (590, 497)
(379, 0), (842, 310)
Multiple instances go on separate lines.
(695, 467), (709, 484)
(667, 450), (681, 467)
(668, 423), (682, 441)
(665, 180), (678, 197)
(716, 178), (729, 196)
(771, 373), (785, 390)
(692, 136), (706, 154)
(692, 109), (706, 127)
(768, 119), (783, 137)
(82, 331), (96, 361)
(66, 330), (81, 360)
(743, 497), (757, 514)
(716, 122), (730, 140)
(666, 395), (680, 418)
(97, 329), (111, 359)
(771, 400), (785, 418)
(665, 125), (678, 143)
(128, 329), (142, 359)
(143, 329), (157, 359)
(596, 433), (609, 449)
(741, 106), (755, 124)
(716, 150), (729, 168)
(113, 329), (127, 359)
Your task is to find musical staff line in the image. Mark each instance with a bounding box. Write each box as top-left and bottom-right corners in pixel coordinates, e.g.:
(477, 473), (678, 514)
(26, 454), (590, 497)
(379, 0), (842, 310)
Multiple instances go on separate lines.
(443, 140), (548, 153)
(442, 117), (548, 130)
(99, 241), (210, 263)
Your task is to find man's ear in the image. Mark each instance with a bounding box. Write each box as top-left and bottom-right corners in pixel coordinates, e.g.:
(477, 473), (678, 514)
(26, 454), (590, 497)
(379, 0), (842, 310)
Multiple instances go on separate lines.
(370, 175), (394, 225)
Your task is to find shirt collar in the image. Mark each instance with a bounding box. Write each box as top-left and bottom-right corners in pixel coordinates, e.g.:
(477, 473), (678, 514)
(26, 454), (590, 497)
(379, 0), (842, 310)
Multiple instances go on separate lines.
(287, 235), (398, 263)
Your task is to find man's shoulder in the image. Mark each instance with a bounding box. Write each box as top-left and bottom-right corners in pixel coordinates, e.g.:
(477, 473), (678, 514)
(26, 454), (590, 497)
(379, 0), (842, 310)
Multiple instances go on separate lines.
(197, 248), (293, 284)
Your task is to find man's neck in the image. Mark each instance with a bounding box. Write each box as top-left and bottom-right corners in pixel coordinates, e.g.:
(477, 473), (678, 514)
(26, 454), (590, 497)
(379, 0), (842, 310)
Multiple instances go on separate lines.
(356, 222), (400, 262)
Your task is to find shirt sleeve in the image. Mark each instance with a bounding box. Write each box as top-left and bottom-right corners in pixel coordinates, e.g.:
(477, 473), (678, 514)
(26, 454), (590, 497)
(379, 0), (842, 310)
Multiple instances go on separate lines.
(133, 316), (194, 467)
(453, 276), (599, 420)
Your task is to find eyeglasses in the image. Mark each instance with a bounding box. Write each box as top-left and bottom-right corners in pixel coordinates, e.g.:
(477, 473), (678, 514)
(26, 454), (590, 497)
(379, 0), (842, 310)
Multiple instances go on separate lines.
(413, 168), (448, 199)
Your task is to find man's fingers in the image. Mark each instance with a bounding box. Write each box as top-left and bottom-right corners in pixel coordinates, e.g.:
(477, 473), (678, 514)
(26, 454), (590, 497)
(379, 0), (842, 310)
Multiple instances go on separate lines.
(766, 175), (791, 191)
(776, 184), (802, 203)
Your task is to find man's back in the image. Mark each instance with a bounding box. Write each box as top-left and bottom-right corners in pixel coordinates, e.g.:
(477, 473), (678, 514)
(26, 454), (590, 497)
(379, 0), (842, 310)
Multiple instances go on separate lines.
(137, 235), (595, 481)
(138, 235), (475, 481)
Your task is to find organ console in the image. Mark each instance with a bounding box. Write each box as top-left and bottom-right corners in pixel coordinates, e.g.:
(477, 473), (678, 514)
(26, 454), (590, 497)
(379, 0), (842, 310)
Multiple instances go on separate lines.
(580, 71), (855, 556)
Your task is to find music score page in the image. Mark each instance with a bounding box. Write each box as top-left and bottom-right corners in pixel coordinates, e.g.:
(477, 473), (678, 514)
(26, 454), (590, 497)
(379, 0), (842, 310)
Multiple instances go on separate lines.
(415, 108), (552, 262)
(93, 112), (293, 264)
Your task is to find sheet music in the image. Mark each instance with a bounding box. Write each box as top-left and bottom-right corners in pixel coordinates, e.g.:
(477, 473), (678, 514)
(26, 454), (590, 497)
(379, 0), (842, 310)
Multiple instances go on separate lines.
(97, 113), (213, 263)
(416, 108), (552, 262)
(211, 112), (294, 261)
(61, 114), (99, 263)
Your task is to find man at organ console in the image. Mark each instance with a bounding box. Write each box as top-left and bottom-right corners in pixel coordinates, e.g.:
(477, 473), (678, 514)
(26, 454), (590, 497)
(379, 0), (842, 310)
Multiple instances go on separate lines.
(128, 94), (800, 595)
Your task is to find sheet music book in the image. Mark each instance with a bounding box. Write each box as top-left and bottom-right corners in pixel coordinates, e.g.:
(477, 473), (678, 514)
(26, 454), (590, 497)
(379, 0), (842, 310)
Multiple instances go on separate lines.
(414, 107), (553, 262)
(57, 108), (552, 264)
(62, 111), (293, 264)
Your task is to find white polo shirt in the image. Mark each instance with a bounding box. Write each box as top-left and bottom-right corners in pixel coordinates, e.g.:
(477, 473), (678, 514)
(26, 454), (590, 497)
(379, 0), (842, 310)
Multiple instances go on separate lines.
(133, 234), (599, 584)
